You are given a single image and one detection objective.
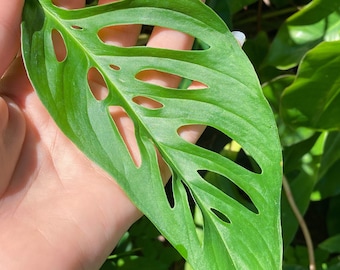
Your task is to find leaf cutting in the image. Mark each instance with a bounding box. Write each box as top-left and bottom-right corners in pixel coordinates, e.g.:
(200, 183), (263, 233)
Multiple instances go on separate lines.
(21, 0), (283, 268)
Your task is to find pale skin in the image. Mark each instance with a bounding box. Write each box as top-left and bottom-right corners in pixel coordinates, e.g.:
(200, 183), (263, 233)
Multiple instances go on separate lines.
(0, 0), (244, 269)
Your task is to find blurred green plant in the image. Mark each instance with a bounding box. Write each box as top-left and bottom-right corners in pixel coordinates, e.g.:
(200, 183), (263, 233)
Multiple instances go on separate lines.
(240, 0), (340, 269)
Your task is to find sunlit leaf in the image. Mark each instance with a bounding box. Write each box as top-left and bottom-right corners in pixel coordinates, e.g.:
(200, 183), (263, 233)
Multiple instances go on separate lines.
(22, 0), (282, 268)
(281, 41), (340, 130)
(319, 234), (340, 253)
(265, 0), (340, 69)
(314, 132), (340, 199)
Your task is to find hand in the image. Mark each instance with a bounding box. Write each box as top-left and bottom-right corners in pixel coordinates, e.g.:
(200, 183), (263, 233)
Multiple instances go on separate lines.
(0, 0), (205, 269)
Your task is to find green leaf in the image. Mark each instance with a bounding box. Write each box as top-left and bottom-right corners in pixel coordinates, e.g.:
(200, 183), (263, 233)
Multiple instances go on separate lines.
(225, 0), (258, 15)
(21, 0), (282, 268)
(281, 41), (340, 130)
(319, 234), (340, 253)
(327, 195), (340, 236)
(314, 132), (340, 199)
(265, 0), (340, 69)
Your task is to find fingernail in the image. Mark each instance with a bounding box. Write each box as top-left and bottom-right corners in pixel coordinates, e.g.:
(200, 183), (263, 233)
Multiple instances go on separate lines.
(232, 31), (246, 47)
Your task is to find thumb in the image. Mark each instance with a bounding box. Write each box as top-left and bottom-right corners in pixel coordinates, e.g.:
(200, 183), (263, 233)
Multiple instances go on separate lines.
(0, 0), (24, 78)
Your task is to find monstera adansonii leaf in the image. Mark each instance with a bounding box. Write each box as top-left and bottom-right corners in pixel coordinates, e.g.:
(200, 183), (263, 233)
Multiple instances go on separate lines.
(21, 0), (282, 268)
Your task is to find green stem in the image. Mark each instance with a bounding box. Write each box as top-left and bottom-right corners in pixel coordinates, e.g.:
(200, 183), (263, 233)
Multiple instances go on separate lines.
(107, 248), (142, 260)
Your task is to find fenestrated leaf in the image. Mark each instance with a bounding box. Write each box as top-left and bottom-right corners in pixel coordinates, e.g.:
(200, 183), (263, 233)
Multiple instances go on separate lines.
(281, 41), (340, 130)
(21, 0), (282, 268)
(265, 0), (340, 69)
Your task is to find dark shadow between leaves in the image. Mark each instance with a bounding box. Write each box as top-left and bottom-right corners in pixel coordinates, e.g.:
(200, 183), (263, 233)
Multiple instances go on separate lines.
(198, 170), (259, 215)
(179, 125), (262, 175)
(210, 208), (231, 224)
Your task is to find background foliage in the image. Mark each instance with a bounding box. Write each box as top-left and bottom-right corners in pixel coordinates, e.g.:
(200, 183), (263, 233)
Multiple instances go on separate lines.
(101, 0), (340, 268)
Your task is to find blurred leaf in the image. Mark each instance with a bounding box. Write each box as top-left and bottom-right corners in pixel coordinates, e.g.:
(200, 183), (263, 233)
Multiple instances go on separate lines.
(315, 159), (340, 199)
(265, 0), (340, 69)
(319, 234), (340, 253)
(327, 195), (340, 236)
(283, 245), (310, 268)
(283, 132), (320, 174)
(270, 0), (296, 8)
(281, 41), (340, 130)
(228, 0), (258, 14)
(206, 0), (232, 27)
(262, 75), (295, 113)
(282, 264), (306, 270)
(100, 260), (117, 269)
(22, 0), (283, 269)
(243, 31), (270, 72)
(318, 132), (340, 177)
(262, 75), (316, 147)
(281, 151), (320, 245)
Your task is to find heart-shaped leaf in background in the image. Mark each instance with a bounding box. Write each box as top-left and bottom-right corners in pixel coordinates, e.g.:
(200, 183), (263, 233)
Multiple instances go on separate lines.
(281, 41), (340, 130)
(21, 0), (282, 268)
(265, 0), (340, 70)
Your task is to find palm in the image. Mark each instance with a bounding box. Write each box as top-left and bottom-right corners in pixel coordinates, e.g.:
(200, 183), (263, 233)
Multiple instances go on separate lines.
(0, 58), (140, 269)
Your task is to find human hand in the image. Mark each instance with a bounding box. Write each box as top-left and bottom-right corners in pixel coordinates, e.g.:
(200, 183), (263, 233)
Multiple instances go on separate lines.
(0, 0), (206, 269)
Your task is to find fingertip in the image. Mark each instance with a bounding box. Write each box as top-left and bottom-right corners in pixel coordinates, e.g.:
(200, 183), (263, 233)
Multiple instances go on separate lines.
(232, 31), (246, 47)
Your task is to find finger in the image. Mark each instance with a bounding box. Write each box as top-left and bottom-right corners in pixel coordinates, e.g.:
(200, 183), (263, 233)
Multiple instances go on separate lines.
(52, 0), (85, 9)
(177, 81), (207, 144)
(232, 31), (246, 47)
(89, 0), (142, 85)
(88, 0), (143, 169)
(97, 0), (142, 47)
(0, 0), (24, 78)
(177, 31), (246, 144)
(136, 27), (195, 89)
(0, 96), (26, 196)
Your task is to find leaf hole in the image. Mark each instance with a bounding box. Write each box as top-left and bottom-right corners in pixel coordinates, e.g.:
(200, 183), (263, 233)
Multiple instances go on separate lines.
(132, 96), (164, 110)
(179, 125), (262, 175)
(98, 24), (141, 47)
(108, 106), (141, 167)
(135, 69), (208, 90)
(71, 25), (83, 30)
(87, 67), (109, 101)
(98, 24), (210, 49)
(210, 208), (231, 224)
(51, 29), (67, 62)
(198, 170), (259, 214)
(109, 64), (121, 71)
(177, 181), (204, 244)
(165, 178), (175, 208)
